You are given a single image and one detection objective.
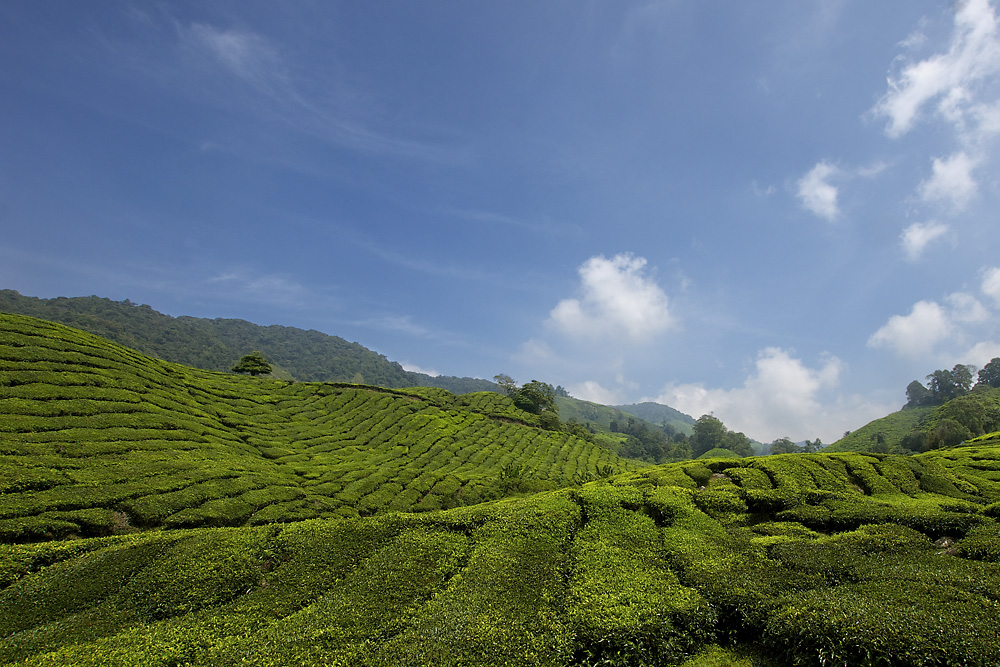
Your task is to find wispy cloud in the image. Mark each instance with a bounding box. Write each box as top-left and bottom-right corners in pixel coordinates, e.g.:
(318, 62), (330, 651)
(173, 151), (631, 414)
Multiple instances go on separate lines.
(900, 221), (950, 261)
(205, 270), (308, 307)
(547, 253), (674, 341)
(352, 314), (433, 338)
(796, 162), (840, 220)
(441, 208), (582, 238)
(150, 18), (468, 165)
(872, 0), (1000, 140)
(184, 23), (290, 97)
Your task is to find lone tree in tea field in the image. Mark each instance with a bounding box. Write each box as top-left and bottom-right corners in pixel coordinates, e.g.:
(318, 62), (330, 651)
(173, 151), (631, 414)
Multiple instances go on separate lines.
(232, 351), (272, 376)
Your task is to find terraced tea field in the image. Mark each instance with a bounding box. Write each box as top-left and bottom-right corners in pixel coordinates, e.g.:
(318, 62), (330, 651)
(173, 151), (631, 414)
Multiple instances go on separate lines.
(4, 443), (1000, 666)
(5, 312), (1000, 665)
(0, 313), (638, 541)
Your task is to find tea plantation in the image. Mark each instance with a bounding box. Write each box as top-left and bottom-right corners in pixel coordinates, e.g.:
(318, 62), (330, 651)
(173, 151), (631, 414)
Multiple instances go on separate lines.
(4, 313), (1000, 665)
(0, 313), (637, 542)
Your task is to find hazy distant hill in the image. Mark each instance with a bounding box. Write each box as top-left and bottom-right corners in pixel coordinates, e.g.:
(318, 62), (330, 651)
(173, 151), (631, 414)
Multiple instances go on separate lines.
(615, 401), (696, 435)
(0, 290), (495, 393)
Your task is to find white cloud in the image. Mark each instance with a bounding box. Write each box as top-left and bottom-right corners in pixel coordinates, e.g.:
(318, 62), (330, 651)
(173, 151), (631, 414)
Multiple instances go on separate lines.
(401, 362), (440, 377)
(873, 0), (1000, 139)
(900, 221), (950, 260)
(548, 253), (673, 341)
(513, 338), (555, 366)
(918, 151), (979, 209)
(983, 266), (1000, 306)
(946, 292), (990, 323)
(653, 348), (873, 442)
(867, 300), (953, 357)
(796, 162), (840, 220)
(960, 340), (1000, 366)
(569, 380), (623, 406)
(184, 24), (289, 97)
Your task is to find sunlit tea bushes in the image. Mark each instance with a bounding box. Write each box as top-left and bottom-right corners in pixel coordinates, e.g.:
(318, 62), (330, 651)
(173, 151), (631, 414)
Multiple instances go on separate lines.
(0, 314), (639, 541)
(6, 313), (1000, 664)
(5, 471), (1000, 666)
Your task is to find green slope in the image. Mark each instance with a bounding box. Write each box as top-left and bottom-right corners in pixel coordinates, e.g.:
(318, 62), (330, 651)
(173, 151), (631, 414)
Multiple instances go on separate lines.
(0, 289), (495, 393)
(828, 387), (1000, 453)
(0, 313), (639, 541)
(7, 311), (1000, 665)
(825, 406), (932, 453)
(4, 445), (1000, 666)
(616, 401), (697, 435)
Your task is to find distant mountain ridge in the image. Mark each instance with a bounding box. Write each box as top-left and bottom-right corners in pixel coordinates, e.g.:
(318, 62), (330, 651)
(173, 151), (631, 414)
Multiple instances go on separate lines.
(614, 401), (696, 435)
(0, 289), (495, 394)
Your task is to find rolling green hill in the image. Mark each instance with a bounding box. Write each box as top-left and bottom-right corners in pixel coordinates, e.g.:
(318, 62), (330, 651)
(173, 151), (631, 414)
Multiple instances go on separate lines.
(4, 438), (1000, 665)
(0, 290), (495, 393)
(0, 313), (638, 542)
(828, 387), (1000, 454)
(615, 401), (696, 435)
(6, 312), (1000, 665)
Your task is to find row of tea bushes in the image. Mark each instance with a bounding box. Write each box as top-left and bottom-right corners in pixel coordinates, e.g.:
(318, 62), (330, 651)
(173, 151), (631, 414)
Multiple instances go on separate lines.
(4, 476), (1000, 666)
(0, 314), (639, 541)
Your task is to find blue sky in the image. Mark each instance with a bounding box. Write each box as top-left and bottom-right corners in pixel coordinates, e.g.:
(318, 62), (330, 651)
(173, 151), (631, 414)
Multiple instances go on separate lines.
(3, 1), (1000, 443)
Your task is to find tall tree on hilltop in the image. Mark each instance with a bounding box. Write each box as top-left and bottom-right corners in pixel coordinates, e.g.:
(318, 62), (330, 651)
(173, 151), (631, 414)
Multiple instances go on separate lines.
(977, 358), (1000, 389)
(691, 414), (727, 457)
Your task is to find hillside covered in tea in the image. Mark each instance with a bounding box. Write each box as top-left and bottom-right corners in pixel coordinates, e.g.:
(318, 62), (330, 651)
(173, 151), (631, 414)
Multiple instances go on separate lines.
(0, 313), (637, 542)
(4, 313), (1000, 666)
(0, 290), (495, 394)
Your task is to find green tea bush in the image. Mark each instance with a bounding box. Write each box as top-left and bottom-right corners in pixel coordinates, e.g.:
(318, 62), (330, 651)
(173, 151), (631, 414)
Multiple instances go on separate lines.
(762, 580), (1000, 666)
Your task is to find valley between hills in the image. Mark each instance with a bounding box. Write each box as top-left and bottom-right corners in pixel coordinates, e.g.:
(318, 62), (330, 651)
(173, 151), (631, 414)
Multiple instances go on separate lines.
(3, 305), (1000, 666)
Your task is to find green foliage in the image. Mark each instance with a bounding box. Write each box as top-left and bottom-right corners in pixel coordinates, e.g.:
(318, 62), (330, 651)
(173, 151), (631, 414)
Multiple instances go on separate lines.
(231, 351), (272, 376)
(979, 358), (1000, 389)
(0, 313), (642, 541)
(7, 313), (1000, 665)
(4, 460), (1000, 665)
(0, 290), (496, 393)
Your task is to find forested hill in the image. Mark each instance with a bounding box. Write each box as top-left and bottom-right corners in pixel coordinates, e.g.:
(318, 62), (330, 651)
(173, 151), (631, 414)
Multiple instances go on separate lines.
(827, 386), (1000, 454)
(615, 401), (696, 434)
(0, 290), (494, 393)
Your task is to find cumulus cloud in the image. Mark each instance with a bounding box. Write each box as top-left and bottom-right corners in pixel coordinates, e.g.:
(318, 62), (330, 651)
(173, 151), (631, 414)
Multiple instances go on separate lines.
(867, 300), (953, 357)
(872, 0), (1000, 139)
(796, 162), (840, 220)
(548, 253), (673, 341)
(918, 151), (979, 209)
(653, 348), (873, 442)
(947, 292), (990, 323)
(983, 266), (1000, 306)
(869, 282), (1000, 367)
(901, 221), (950, 260)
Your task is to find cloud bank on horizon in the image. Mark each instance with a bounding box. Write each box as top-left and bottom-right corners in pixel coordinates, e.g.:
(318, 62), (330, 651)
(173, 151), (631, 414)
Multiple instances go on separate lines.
(1, 1), (999, 444)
